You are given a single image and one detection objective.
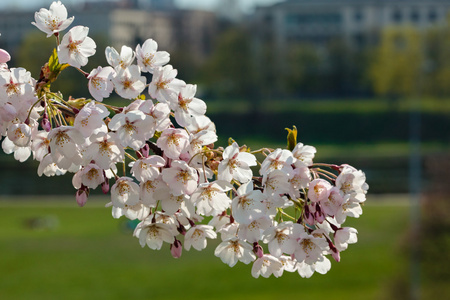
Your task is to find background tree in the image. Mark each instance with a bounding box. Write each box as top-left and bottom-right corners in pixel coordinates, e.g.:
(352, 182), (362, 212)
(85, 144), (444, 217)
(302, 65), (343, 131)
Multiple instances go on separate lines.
(283, 43), (322, 96)
(369, 27), (423, 102)
(422, 24), (450, 98)
(200, 27), (256, 99)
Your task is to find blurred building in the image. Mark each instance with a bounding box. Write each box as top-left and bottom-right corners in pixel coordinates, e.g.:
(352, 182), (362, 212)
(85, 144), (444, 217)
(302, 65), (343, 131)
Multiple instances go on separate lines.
(110, 9), (217, 62)
(217, 0), (244, 23)
(251, 0), (450, 52)
(0, 0), (217, 63)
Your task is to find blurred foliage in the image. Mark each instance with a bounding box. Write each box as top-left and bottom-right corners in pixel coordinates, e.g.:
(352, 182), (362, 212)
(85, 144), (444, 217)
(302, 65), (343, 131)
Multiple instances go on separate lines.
(199, 27), (258, 99)
(369, 26), (423, 99)
(200, 27), (368, 99)
(422, 25), (450, 97)
(384, 153), (450, 300)
(370, 22), (450, 102)
(420, 154), (450, 298)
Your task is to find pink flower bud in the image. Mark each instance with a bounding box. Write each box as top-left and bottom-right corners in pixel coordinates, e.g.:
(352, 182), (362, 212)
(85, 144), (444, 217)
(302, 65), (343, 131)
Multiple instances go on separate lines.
(327, 238), (340, 262)
(140, 144), (150, 158)
(101, 178), (109, 194)
(0, 49), (11, 64)
(76, 188), (88, 207)
(253, 242), (264, 258)
(177, 224), (187, 236)
(304, 205), (315, 226)
(170, 239), (182, 258)
(331, 248), (340, 262)
(315, 211), (325, 223)
(41, 114), (51, 132)
(314, 203), (325, 223)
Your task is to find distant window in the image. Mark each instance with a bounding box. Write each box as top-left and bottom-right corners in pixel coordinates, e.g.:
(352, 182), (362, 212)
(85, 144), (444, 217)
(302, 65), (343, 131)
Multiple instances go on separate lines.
(354, 33), (365, 47)
(428, 9), (438, 22)
(392, 9), (402, 23)
(354, 10), (363, 22)
(264, 14), (272, 24)
(285, 13), (342, 26)
(410, 9), (420, 22)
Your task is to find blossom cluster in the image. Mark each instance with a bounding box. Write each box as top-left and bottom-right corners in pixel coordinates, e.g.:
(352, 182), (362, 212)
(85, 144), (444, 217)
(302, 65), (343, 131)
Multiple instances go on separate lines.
(0, 1), (368, 278)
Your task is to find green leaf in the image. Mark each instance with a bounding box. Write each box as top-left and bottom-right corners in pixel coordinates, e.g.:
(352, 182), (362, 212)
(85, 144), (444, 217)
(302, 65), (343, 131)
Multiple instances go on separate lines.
(47, 48), (69, 83)
(48, 48), (59, 73)
(285, 125), (297, 151)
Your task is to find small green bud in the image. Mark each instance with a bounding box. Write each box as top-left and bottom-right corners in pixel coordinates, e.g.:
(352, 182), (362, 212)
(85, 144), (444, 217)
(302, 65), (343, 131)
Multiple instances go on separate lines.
(285, 125), (297, 151)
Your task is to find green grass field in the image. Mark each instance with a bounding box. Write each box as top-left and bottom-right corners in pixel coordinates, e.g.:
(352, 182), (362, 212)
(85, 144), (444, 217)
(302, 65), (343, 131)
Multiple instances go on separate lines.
(0, 195), (415, 300)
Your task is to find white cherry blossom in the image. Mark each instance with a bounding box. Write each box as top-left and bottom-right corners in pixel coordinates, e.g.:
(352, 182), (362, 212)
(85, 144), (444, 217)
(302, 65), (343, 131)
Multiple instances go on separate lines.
(161, 160), (198, 196)
(334, 196), (363, 224)
(156, 128), (190, 160)
(308, 178), (332, 203)
(148, 65), (185, 104)
(130, 155), (165, 182)
(288, 166), (312, 198)
(334, 227), (358, 251)
(188, 129), (217, 155)
(140, 175), (169, 207)
(262, 169), (291, 197)
(190, 181), (232, 216)
(73, 101), (109, 137)
(294, 231), (329, 264)
(136, 38), (170, 73)
(320, 187), (344, 217)
(292, 142), (316, 167)
(48, 126), (84, 168)
(231, 180), (266, 225)
(105, 45), (135, 70)
(218, 142), (256, 183)
(87, 66), (115, 101)
(218, 222), (239, 241)
(336, 165), (369, 203)
(214, 237), (256, 267)
(137, 222), (175, 250)
(262, 222), (305, 257)
(184, 225), (217, 251)
(37, 154), (66, 177)
(171, 84), (207, 127)
(31, 130), (50, 161)
(160, 193), (189, 215)
(32, 1), (74, 37)
(111, 177), (140, 208)
(108, 110), (151, 150)
(112, 65), (146, 99)
(1, 136), (31, 162)
(7, 123), (32, 147)
(110, 200), (150, 221)
(138, 100), (171, 135)
(251, 254), (283, 278)
(72, 163), (105, 189)
(58, 26), (96, 68)
(83, 132), (125, 170)
(260, 148), (294, 176)
(186, 115), (216, 134)
(238, 216), (272, 243)
(297, 256), (331, 278)
(0, 68), (34, 104)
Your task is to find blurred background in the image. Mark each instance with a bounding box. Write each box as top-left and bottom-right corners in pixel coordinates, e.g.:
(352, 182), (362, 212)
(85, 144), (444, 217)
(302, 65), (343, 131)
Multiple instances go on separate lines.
(0, 0), (449, 299)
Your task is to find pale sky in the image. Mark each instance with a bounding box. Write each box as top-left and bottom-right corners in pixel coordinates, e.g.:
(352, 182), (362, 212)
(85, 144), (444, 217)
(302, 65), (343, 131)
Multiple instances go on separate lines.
(0, 0), (283, 12)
